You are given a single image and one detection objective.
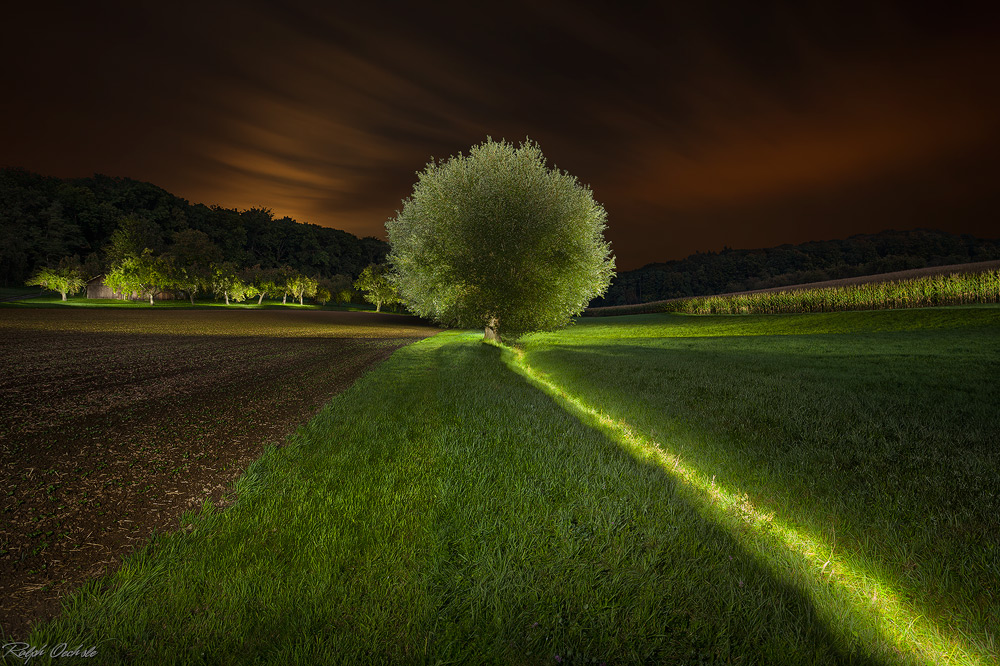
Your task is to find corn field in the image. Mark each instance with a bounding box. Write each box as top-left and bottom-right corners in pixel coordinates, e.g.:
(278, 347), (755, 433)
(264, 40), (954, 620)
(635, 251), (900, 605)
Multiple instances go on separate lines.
(587, 270), (1000, 316)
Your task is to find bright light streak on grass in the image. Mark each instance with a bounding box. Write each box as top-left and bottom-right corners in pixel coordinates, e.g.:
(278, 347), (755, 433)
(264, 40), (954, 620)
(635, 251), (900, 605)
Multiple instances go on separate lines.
(503, 345), (991, 666)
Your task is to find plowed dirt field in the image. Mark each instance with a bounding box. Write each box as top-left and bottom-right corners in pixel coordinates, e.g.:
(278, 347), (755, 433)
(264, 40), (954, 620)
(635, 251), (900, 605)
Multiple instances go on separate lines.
(0, 308), (439, 638)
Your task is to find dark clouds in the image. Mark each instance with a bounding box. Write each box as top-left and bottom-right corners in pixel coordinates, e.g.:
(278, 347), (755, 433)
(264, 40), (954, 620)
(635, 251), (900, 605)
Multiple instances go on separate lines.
(3, 1), (998, 269)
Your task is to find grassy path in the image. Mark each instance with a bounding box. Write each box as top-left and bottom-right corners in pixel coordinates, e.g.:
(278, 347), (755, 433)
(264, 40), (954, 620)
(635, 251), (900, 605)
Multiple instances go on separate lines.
(20, 308), (1000, 664)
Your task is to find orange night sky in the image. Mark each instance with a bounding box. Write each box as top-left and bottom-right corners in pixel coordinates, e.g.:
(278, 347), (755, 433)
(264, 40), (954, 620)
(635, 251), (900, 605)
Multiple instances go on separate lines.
(2, 1), (998, 269)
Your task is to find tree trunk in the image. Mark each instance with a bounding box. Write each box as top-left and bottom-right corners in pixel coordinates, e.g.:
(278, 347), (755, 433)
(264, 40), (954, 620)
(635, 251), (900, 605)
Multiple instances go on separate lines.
(484, 317), (501, 343)
(149, 292), (154, 305)
(258, 292), (265, 305)
(61, 292), (67, 301)
(282, 294), (287, 304)
(225, 293), (230, 305)
(376, 302), (381, 313)
(189, 293), (195, 305)
(299, 294), (303, 305)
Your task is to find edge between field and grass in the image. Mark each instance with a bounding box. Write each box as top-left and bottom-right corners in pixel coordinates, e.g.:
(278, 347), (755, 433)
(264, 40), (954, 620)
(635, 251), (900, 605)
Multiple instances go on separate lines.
(16, 309), (998, 665)
(14, 325), (884, 665)
(0, 296), (390, 312)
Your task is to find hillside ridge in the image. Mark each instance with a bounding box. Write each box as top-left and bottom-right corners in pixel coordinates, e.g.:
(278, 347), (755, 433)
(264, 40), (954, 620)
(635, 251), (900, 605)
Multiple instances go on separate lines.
(596, 229), (1000, 306)
(0, 168), (389, 287)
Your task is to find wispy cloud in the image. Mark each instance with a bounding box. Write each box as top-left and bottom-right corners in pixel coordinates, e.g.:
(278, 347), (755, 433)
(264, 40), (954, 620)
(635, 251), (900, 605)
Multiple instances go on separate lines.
(2, 1), (997, 267)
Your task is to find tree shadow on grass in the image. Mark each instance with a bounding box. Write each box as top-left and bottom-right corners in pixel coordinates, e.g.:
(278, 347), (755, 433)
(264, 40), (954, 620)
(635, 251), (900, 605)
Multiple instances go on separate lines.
(18, 337), (924, 665)
(430, 342), (896, 665)
(506, 340), (998, 665)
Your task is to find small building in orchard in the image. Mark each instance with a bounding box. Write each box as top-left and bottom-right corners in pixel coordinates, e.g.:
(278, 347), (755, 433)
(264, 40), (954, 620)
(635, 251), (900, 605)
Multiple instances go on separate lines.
(86, 275), (175, 300)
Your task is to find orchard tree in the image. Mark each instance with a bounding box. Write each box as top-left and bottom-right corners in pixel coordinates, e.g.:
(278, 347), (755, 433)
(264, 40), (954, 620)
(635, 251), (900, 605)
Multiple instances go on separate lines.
(317, 274), (357, 305)
(321, 274), (353, 301)
(167, 229), (219, 304)
(242, 281), (262, 305)
(240, 265), (262, 305)
(335, 288), (354, 304)
(386, 137), (615, 341)
(211, 262), (248, 305)
(245, 266), (283, 305)
(354, 264), (399, 313)
(26, 263), (86, 301)
(172, 264), (211, 305)
(286, 273), (318, 305)
(105, 250), (169, 304)
(276, 265), (296, 304)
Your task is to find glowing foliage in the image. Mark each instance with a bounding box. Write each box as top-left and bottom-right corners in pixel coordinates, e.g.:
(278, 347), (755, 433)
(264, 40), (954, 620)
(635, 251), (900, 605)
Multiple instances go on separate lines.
(210, 262), (249, 305)
(170, 262), (212, 305)
(386, 137), (615, 339)
(246, 268), (280, 306)
(26, 264), (86, 301)
(105, 250), (171, 304)
(353, 264), (399, 312)
(286, 273), (318, 306)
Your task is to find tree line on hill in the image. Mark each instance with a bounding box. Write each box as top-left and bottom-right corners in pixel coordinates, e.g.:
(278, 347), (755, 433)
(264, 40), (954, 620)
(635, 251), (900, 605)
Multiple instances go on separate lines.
(0, 168), (389, 288)
(26, 216), (398, 308)
(9, 168), (996, 313)
(592, 229), (1000, 306)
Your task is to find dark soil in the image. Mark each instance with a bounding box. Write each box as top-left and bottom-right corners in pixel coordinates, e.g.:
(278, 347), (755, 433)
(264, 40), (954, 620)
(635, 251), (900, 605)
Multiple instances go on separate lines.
(0, 309), (439, 639)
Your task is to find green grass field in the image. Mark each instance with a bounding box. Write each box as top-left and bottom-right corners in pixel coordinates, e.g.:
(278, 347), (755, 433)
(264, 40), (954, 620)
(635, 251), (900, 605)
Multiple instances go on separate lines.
(18, 307), (1000, 665)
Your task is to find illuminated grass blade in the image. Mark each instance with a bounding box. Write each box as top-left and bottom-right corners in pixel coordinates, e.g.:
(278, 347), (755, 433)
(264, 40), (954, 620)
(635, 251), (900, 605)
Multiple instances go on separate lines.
(504, 346), (993, 666)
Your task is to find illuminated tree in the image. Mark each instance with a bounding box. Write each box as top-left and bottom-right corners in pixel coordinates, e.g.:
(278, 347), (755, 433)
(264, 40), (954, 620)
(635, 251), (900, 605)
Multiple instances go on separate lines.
(244, 266), (281, 306)
(171, 263), (211, 305)
(211, 262), (249, 305)
(105, 250), (169, 304)
(386, 137), (615, 340)
(353, 264), (399, 313)
(321, 274), (353, 303)
(25, 264), (86, 301)
(286, 273), (318, 305)
(276, 266), (296, 304)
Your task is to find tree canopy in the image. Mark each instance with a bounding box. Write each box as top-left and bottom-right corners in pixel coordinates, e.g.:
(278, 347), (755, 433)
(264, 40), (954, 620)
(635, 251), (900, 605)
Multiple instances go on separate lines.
(353, 264), (399, 313)
(25, 262), (85, 301)
(211, 262), (249, 305)
(104, 250), (170, 304)
(286, 273), (319, 305)
(386, 138), (615, 340)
